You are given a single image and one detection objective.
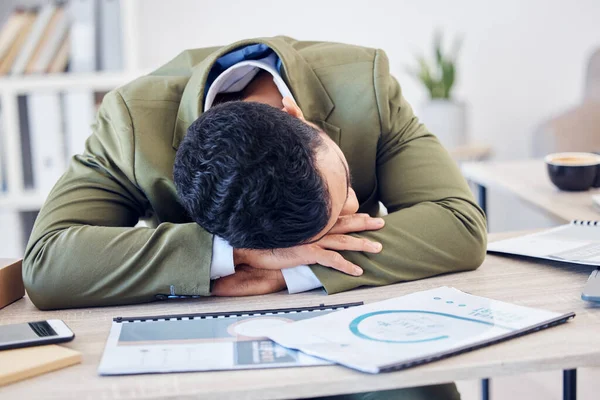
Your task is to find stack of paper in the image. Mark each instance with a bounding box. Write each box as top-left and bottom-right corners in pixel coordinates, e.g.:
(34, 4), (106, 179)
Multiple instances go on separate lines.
(263, 287), (574, 373)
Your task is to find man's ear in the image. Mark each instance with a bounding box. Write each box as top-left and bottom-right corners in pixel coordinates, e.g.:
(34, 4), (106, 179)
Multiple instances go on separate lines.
(282, 96), (305, 120)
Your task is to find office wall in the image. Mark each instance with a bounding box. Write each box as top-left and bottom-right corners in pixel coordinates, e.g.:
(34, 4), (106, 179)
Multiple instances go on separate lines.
(135, 0), (600, 161)
(134, 0), (599, 232)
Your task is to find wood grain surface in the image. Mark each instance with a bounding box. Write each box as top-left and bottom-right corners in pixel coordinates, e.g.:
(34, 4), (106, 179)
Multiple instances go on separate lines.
(0, 232), (599, 399)
(0, 345), (81, 387)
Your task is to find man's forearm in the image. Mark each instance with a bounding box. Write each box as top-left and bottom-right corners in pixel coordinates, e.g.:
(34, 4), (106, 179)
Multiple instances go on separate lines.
(311, 197), (487, 294)
(23, 223), (213, 310)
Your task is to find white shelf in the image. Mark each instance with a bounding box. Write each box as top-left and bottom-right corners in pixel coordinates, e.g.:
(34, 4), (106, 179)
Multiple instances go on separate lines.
(0, 72), (146, 94)
(0, 192), (48, 211)
(0, 0), (144, 256)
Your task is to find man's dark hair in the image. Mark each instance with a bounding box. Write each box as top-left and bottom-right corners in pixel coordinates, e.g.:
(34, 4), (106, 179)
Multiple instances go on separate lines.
(174, 101), (330, 249)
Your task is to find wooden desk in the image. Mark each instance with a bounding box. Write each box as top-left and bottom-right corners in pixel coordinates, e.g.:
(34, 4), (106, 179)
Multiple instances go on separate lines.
(461, 159), (600, 222)
(1, 232), (599, 399)
(448, 144), (492, 163)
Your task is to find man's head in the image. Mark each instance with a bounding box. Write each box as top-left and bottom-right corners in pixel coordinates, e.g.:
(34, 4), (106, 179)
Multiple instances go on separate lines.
(174, 99), (358, 249)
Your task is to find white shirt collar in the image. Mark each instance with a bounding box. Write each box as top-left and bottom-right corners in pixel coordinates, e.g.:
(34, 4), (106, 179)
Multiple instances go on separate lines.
(204, 53), (295, 111)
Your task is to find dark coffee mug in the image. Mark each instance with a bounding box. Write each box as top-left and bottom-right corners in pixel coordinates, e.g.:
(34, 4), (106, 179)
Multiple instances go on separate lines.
(545, 152), (600, 191)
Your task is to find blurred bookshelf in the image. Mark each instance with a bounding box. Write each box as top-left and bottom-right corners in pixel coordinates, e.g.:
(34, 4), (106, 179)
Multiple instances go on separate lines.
(0, 71), (140, 92)
(0, 0), (144, 254)
(0, 190), (46, 210)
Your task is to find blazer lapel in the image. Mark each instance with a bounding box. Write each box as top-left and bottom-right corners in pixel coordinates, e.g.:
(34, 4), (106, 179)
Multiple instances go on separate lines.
(172, 36), (336, 150)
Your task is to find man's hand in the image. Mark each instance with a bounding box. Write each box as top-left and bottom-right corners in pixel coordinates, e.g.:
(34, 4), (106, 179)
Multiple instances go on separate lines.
(212, 265), (286, 297)
(234, 214), (385, 276)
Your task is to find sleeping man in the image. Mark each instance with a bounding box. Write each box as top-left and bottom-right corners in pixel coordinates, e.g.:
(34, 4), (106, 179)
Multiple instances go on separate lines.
(24, 35), (487, 400)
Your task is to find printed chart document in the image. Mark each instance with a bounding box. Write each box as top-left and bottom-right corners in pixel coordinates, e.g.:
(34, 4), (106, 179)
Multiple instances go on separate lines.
(98, 304), (360, 375)
(488, 220), (600, 266)
(264, 287), (574, 374)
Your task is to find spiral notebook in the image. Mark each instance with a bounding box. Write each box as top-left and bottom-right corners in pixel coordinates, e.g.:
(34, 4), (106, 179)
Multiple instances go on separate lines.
(487, 220), (600, 266)
(264, 287), (575, 374)
(98, 302), (361, 375)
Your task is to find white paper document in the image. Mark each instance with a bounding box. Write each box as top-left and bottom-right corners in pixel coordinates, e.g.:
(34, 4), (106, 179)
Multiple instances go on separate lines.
(487, 220), (600, 266)
(263, 287), (574, 373)
(98, 307), (342, 375)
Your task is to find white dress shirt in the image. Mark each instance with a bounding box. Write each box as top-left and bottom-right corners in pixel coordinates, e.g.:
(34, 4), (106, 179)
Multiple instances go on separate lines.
(204, 52), (323, 294)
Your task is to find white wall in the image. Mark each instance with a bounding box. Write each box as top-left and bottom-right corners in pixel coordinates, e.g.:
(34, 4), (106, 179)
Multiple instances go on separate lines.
(135, 0), (600, 161)
(133, 0), (600, 233)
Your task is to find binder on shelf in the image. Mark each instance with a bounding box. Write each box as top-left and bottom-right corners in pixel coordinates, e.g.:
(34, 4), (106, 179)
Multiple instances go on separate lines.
(27, 93), (66, 194)
(0, 10), (36, 75)
(26, 5), (70, 74)
(47, 33), (70, 73)
(0, 8), (28, 63)
(98, 0), (123, 71)
(10, 3), (56, 75)
(61, 90), (95, 159)
(68, 0), (99, 72)
(17, 95), (34, 189)
(65, 0), (101, 161)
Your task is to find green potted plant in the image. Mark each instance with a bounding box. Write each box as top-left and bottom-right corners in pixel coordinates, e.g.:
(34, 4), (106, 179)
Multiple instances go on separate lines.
(409, 31), (465, 149)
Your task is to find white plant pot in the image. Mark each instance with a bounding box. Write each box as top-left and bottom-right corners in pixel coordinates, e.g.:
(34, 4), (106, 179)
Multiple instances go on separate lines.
(418, 100), (467, 149)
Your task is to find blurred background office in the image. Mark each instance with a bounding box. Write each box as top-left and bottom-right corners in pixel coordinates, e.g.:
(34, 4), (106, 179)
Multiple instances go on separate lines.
(1, 0), (599, 256)
(0, 1), (598, 398)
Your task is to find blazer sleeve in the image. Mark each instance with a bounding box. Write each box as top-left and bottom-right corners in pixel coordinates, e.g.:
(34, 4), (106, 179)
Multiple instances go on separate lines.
(23, 91), (214, 310)
(311, 49), (487, 294)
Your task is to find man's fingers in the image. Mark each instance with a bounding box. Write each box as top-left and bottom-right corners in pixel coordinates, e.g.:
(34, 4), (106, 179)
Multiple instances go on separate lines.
(329, 214), (385, 234)
(318, 234), (383, 253)
(313, 248), (363, 276)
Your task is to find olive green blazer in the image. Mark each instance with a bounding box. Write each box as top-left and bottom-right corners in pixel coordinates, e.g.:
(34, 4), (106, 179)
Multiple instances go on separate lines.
(23, 36), (487, 310)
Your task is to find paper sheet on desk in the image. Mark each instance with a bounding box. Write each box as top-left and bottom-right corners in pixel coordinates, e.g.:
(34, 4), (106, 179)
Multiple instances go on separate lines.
(262, 287), (573, 374)
(98, 309), (332, 375)
(488, 222), (600, 265)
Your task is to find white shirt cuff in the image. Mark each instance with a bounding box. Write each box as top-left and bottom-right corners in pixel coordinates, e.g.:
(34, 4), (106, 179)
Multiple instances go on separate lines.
(210, 236), (235, 280)
(281, 265), (323, 294)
